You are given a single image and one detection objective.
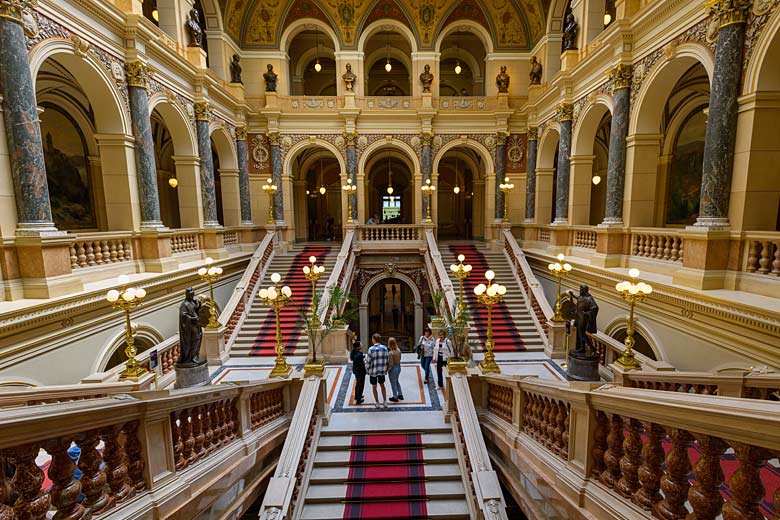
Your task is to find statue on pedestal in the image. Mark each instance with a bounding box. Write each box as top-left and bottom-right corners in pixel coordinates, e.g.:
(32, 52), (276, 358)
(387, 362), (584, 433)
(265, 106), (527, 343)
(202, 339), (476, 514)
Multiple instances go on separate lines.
(263, 64), (278, 92)
(342, 63), (357, 92)
(562, 13), (579, 51)
(230, 54), (243, 84)
(419, 64), (434, 93)
(178, 287), (203, 366)
(496, 65), (510, 93)
(187, 8), (203, 48)
(529, 56), (543, 85)
(568, 285), (598, 356)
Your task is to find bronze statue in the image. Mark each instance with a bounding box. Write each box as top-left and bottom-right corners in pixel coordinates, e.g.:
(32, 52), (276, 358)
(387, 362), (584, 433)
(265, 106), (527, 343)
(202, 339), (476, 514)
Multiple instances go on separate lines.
(263, 64), (278, 92)
(568, 285), (598, 355)
(562, 13), (579, 51)
(178, 287), (203, 366)
(419, 64), (434, 93)
(496, 65), (510, 93)
(342, 63), (357, 92)
(529, 56), (543, 85)
(186, 7), (203, 48)
(230, 54), (242, 84)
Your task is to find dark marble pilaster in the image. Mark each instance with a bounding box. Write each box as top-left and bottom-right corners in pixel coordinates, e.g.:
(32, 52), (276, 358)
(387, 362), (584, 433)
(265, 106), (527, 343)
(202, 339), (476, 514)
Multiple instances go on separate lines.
(345, 132), (358, 221)
(495, 132), (508, 220)
(554, 104), (574, 224)
(604, 64), (632, 225)
(0, 2), (57, 234)
(696, 1), (751, 228)
(268, 131), (283, 221)
(235, 126), (252, 224)
(195, 103), (219, 227)
(125, 62), (163, 229)
(525, 128), (538, 221)
(421, 132), (433, 220)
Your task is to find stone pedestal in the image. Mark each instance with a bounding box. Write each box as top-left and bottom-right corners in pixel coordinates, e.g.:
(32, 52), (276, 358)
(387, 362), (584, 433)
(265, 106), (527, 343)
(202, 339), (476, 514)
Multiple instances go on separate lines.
(202, 229), (229, 259)
(226, 83), (245, 101)
(527, 85), (542, 101)
(139, 229), (179, 273)
(344, 92), (356, 109)
(561, 50), (579, 71)
(592, 226), (626, 268)
(545, 320), (568, 359)
(566, 353), (600, 381)
(673, 228), (731, 290)
(16, 234), (83, 298)
(174, 361), (210, 389)
(265, 91), (279, 109)
(319, 325), (351, 364)
(186, 47), (208, 69)
(497, 93), (509, 109)
(421, 92), (433, 109)
(203, 326), (229, 366)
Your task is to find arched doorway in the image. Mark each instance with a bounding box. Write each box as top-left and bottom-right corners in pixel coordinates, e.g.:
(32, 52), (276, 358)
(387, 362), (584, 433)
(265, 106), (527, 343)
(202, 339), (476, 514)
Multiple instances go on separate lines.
(363, 30), (412, 96)
(438, 31), (486, 96)
(151, 110), (181, 229)
(436, 151), (479, 239)
(537, 128), (561, 225)
(287, 29), (337, 95)
(210, 126), (240, 226)
(365, 149), (414, 224)
(290, 147), (343, 241)
(359, 273), (425, 351)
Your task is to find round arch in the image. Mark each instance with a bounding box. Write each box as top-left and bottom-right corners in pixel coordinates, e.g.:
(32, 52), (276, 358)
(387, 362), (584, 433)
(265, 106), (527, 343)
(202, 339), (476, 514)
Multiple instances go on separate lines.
(546, 0), (568, 35)
(199, 0), (224, 30)
(280, 18), (341, 53)
(364, 47), (414, 77)
(603, 316), (666, 363)
(365, 149), (415, 176)
(359, 271), (424, 347)
(148, 95), (198, 156)
(357, 19), (419, 54)
(743, 7), (780, 94)
(434, 20), (494, 54)
(630, 44), (714, 135)
(359, 139), (421, 174)
(0, 377), (42, 387)
(432, 138), (494, 174)
(572, 97), (613, 156)
(93, 323), (165, 373)
(293, 46), (338, 79)
(29, 39), (131, 136)
(209, 125), (238, 170)
(439, 47), (483, 80)
(538, 125), (561, 170)
(283, 138), (346, 178)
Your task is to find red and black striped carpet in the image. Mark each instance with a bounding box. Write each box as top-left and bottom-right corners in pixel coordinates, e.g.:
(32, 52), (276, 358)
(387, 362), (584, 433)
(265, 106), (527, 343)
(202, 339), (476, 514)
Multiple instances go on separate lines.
(449, 244), (526, 352)
(343, 433), (429, 519)
(249, 245), (330, 356)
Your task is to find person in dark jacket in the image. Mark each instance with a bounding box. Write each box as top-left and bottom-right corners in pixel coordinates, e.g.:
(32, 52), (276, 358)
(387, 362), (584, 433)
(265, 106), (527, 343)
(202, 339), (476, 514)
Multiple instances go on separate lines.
(350, 340), (366, 404)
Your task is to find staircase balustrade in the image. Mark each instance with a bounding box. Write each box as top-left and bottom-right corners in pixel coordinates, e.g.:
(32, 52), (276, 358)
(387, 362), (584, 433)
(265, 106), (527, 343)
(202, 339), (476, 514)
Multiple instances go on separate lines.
(424, 228), (457, 318)
(317, 229), (355, 325)
(69, 232), (134, 270)
(479, 374), (780, 520)
(503, 230), (553, 337)
(0, 379), (293, 519)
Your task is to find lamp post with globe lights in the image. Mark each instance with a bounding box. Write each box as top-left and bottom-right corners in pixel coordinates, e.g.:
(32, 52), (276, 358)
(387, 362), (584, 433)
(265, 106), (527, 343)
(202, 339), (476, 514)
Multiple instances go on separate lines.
(474, 270), (506, 374)
(105, 274), (148, 381)
(615, 268), (653, 371)
(198, 257), (223, 329)
(499, 176), (515, 222)
(421, 178), (436, 223)
(259, 273), (293, 378)
(342, 178), (357, 222)
(303, 256), (326, 376)
(262, 178), (277, 224)
(448, 254), (473, 373)
(450, 254), (472, 316)
(548, 254), (572, 322)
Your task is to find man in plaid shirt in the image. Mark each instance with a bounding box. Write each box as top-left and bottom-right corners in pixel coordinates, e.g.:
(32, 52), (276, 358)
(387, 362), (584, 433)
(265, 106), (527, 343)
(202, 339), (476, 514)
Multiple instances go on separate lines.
(366, 333), (389, 408)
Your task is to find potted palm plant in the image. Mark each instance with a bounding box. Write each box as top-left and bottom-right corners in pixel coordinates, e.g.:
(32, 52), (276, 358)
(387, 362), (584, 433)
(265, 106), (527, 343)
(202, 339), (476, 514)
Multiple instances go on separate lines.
(301, 285), (357, 376)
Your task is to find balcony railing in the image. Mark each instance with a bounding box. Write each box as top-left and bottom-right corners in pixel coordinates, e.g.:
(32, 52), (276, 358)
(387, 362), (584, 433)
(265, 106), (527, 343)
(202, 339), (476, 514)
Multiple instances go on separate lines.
(355, 224), (422, 242)
(69, 232), (134, 270)
(573, 228), (597, 249)
(171, 228), (201, 255)
(630, 229), (684, 263)
(744, 233), (780, 275)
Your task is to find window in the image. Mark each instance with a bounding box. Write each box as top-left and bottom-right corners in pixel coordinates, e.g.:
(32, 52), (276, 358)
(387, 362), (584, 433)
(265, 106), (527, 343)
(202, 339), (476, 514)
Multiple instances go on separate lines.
(382, 195), (401, 221)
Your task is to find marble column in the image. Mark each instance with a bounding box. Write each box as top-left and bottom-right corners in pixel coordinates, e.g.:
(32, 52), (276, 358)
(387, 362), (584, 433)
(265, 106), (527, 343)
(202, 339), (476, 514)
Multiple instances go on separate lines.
(421, 131), (433, 220)
(268, 131), (283, 221)
(0, 0), (56, 234)
(235, 126), (252, 224)
(126, 61), (163, 229)
(554, 104), (573, 224)
(603, 64), (633, 225)
(345, 131), (358, 221)
(696, 0), (751, 228)
(525, 127), (538, 221)
(495, 132), (508, 220)
(195, 102), (219, 227)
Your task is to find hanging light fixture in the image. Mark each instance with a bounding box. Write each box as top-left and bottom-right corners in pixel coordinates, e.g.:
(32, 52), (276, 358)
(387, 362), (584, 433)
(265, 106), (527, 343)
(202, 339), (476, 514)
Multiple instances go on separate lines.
(385, 33), (392, 72)
(453, 156), (461, 194)
(455, 39), (462, 75)
(168, 177), (178, 188)
(387, 152), (394, 195)
(152, 8), (159, 21)
(603, 12), (612, 25)
(319, 153), (326, 195)
(314, 31), (322, 72)
(592, 175), (602, 185)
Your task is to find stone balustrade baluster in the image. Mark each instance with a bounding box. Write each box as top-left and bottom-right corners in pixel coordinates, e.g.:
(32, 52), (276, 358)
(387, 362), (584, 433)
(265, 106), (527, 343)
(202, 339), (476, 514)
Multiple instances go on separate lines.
(171, 412), (185, 471)
(554, 401), (568, 457)
(747, 241), (760, 272)
(95, 241), (104, 265)
(662, 236), (671, 260)
(654, 428), (693, 520)
(688, 435), (727, 520)
(69, 245), (78, 269)
(600, 413), (624, 488)
(44, 438), (84, 519)
(86, 242), (95, 266)
(722, 442), (773, 520)
(203, 404), (215, 454)
(616, 418), (642, 498)
(109, 241), (118, 262)
(77, 243), (86, 267)
(215, 401), (226, 446)
(544, 398), (556, 450)
(759, 242), (772, 274)
(773, 243), (780, 275)
(180, 409), (196, 466)
(100, 425), (133, 504)
(6, 443), (50, 520)
(192, 406), (206, 460)
(633, 422), (664, 510)
(122, 421), (146, 492)
(79, 431), (114, 515)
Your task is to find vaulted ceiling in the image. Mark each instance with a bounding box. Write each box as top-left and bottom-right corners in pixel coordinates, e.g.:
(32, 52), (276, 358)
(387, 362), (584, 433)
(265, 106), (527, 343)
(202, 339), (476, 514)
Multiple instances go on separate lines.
(218, 0), (550, 50)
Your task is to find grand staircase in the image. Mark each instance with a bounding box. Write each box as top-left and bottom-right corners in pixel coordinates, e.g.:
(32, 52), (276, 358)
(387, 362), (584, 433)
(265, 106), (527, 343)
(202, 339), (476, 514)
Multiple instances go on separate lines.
(440, 242), (545, 352)
(230, 243), (337, 357)
(300, 414), (470, 519)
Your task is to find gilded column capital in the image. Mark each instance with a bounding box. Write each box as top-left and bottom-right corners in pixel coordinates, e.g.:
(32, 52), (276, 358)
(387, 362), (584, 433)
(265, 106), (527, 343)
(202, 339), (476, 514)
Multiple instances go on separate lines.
(0, 0), (35, 24)
(125, 61), (149, 89)
(705, 0), (752, 28)
(266, 130), (280, 145)
(527, 127), (538, 141)
(608, 63), (633, 92)
(558, 103), (574, 122)
(420, 131), (435, 146)
(496, 132), (508, 145)
(235, 125), (248, 141)
(343, 131), (358, 146)
(194, 102), (210, 121)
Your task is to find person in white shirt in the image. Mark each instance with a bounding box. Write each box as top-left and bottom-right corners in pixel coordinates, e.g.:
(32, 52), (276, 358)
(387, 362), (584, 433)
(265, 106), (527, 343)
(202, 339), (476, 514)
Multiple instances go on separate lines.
(433, 329), (454, 388)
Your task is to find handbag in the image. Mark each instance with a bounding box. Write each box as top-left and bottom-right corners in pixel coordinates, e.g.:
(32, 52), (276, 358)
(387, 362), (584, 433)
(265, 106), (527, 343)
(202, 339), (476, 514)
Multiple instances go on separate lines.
(415, 336), (423, 359)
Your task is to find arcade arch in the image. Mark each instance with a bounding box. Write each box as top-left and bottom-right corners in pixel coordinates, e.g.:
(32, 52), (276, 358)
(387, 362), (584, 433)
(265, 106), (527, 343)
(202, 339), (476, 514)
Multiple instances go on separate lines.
(572, 100), (612, 225)
(359, 272), (425, 350)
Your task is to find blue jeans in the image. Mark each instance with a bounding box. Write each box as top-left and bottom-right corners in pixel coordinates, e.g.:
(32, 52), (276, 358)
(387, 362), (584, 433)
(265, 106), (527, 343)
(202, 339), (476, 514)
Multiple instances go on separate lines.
(388, 365), (402, 398)
(421, 356), (433, 382)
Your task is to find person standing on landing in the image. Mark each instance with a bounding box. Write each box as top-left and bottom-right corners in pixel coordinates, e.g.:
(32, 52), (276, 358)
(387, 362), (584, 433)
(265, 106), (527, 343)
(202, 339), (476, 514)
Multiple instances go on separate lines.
(387, 337), (404, 402)
(350, 340), (366, 404)
(366, 333), (390, 408)
(434, 329), (453, 388)
(417, 327), (436, 384)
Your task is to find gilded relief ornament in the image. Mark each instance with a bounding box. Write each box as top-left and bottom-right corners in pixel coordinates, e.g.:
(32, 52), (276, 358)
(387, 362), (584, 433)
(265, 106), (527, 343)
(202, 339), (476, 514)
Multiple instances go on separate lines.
(0, 0), (36, 24)
(409, 0), (446, 44)
(608, 63), (633, 92)
(527, 127), (538, 141)
(235, 126), (248, 141)
(753, 0), (778, 15)
(251, 135), (269, 168)
(558, 103), (574, 122)
(704, 0), (752, 28)
(193, 102), (210, 121)
(420, 131), (434, 146)
(125, 61), (149, 89)
(266, 130), (281, 146)
(507, 134), (525, 166)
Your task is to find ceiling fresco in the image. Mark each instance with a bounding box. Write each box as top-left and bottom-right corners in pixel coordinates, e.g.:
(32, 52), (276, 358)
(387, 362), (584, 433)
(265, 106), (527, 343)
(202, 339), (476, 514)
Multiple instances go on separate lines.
(220, 0), (549, 50)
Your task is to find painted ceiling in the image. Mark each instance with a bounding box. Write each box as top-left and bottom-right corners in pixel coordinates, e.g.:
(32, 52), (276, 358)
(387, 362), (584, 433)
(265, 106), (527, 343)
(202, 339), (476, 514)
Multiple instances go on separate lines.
(219, 0), (550, 50)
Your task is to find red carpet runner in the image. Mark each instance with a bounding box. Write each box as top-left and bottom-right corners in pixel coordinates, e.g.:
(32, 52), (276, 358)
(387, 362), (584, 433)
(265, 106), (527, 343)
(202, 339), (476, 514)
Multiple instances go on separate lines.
(449, 244), (526, 352)
(343, 433), (428, 519)
(249, 245), (330, 356)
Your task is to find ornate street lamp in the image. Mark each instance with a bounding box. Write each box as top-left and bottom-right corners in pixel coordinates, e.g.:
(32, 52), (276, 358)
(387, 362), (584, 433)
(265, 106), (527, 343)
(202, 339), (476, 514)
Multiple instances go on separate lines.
(614, 268), (653, 371)
(450, 254), (473, 316)
(421, 178), (436, 223)
(259, 273), (293, 378)
(303, 256), (326, 377)
(342, 177), (357, 222)
(474, 270), (506, 374)
(198, 257), (223, 329)
(106, 275), (148, 381)
(262, 177), (277, 224)
(548, 253), (572, 322)
(499, 176), (515, 222)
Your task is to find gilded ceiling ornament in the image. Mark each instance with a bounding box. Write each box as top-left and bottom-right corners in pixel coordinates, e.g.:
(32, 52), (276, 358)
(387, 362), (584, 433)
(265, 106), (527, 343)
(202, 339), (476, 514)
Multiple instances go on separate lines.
(408, 0), (446, 44)
(558, 103), (574, 122)
(125, 61), (149, 89)
(608, 63), (633, 92)
(193, 102), (210, 121)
